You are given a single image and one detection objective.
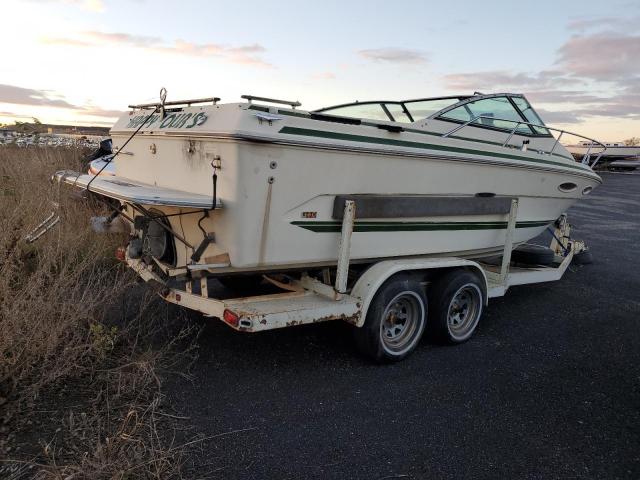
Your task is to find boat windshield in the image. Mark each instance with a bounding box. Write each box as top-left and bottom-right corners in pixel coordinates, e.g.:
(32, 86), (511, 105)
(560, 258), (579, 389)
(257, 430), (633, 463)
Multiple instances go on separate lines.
(315, 94), (550, 136)
(316, 102), (392, 122)
(315, 96), (466, 123)
(437, 95), (551, 136)
(510, 97), (549, 135)
(403, 98), (463, 120)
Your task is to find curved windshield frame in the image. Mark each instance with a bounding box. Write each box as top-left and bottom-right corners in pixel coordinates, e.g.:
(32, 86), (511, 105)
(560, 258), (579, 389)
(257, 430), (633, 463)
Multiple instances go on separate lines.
(315, 96), (467, 123)
(314, 101), (396, 122)
(315, 94), (551, 137)
(433, 94), (552, 137)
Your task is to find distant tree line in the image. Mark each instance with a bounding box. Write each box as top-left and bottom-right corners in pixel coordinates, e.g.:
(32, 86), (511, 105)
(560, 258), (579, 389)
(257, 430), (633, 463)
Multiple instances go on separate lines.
(0, 118), (109, 136)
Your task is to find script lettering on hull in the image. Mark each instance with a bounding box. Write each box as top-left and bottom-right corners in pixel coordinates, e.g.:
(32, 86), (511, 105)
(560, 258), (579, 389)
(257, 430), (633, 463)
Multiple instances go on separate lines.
(125, 112), (208, 130)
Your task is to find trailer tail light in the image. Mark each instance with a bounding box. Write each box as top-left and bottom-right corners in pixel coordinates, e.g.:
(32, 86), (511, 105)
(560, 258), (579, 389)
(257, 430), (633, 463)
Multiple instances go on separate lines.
(223, 309), (239, 327)
(115, 247), (126, 262)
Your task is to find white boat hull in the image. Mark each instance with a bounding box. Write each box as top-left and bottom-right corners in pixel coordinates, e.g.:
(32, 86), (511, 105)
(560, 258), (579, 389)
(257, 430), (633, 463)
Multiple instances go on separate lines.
(66, 101), (601, 273)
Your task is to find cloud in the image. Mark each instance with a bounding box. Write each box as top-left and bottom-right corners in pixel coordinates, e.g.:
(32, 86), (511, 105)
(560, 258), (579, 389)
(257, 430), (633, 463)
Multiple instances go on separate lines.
(535, 108), (582, 125)
(556, 32), (640, 81)
(0, 84), (78, 108)
(441, 22), (640, 126)
(0, 111), (41, 121)
(312, 72), (336, 80)
(358, 48), (428, 64)
(567, 15), (640, 33)
(41, 37), (93, 47)
(81, 0), (104, 12)
(82, 107), (124, 118)
(27, 0), (105, 12)
(537, 101), (640, 125)
(42, 30), (272, 67)
(525, 90), (603, 104)
(0, 84), (124, 121)
(84, 30), (161, 47)
(443, 70), (578, 92)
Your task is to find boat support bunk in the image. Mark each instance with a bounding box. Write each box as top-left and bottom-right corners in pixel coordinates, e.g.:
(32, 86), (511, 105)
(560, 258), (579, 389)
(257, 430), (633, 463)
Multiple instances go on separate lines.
(126, 198), (587, 361)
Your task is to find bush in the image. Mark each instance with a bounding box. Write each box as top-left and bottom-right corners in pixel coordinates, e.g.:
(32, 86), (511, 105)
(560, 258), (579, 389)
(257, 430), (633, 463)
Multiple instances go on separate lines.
(0, 146), (201, 478)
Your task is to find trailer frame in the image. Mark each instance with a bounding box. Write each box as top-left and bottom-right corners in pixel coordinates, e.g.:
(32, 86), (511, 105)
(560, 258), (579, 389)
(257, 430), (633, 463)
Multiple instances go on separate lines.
(125, 198), (585, 335)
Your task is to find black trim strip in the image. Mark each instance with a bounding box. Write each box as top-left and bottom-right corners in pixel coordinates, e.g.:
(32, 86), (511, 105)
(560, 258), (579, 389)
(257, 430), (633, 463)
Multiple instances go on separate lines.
(332, 195), (514, 219)
(292, 219), (553, 233)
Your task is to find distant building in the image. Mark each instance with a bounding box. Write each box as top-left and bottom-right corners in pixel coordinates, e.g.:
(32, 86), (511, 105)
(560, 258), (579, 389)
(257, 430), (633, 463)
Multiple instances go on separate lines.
(0, 128), (16, 138)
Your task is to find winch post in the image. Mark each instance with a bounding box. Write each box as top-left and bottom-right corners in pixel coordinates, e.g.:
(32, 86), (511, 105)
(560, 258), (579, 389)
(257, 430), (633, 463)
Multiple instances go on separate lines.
(549, 214), (569, 255)
(499, 199), (519, 284)
(335, 200), (356, 297)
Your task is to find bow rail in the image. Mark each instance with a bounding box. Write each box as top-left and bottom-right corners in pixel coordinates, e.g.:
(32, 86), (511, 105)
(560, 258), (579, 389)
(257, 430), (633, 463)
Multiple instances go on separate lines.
(241, 95), (301, 109)
(128, 97), (220, 109)
(442, 115), (606, 168)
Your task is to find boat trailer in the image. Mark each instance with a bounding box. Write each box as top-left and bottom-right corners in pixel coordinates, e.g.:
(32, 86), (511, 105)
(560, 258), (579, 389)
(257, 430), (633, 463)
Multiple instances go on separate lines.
(125, 198), (587, 335)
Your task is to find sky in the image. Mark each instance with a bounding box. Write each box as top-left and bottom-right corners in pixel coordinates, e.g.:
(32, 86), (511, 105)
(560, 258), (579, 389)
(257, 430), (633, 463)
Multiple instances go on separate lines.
(1, 0), (639, 141)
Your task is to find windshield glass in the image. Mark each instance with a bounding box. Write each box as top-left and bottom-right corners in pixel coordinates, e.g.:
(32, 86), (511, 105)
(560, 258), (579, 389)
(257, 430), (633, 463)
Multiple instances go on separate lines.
(318, 97), (468, 123)
(404, 98), (462, 120)
(439, 96), (533, 134)
(318, 103), (390, 121)
(511, 97), (549, 135)
(384, 103), (412, 122)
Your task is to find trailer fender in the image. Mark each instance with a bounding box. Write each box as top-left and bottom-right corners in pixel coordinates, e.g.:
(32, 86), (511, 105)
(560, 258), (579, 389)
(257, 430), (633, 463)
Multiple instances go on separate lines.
(350, 257), (488, 327)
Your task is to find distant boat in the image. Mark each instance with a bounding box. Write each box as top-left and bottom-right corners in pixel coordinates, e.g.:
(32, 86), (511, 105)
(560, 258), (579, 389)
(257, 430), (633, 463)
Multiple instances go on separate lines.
(566, 141), (640, 171)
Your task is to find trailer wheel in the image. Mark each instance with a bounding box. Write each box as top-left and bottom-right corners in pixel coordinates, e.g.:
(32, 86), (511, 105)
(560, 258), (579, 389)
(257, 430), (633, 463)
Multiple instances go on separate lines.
(354, 276), (427, 363)
(573, 249), (593, 265)
(429, 270), (484, 344)
(511, 244), (555, 266)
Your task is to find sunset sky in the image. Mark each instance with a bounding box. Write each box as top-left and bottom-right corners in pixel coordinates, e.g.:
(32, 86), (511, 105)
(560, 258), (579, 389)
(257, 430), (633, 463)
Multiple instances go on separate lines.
(2, 0), (639, 141)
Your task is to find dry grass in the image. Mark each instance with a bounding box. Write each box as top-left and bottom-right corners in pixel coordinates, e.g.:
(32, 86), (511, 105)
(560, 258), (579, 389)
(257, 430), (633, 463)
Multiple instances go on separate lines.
(0, 146), (202, 479)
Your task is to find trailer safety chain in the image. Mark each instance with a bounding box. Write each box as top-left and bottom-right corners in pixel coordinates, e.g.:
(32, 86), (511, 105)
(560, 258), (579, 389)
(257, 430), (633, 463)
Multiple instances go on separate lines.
(546, 226), (570, 255)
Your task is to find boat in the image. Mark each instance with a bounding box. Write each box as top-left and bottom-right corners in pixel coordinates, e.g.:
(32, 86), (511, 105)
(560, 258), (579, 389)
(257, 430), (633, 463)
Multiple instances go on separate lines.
(566, 141), (640, 171)
(54, 91), (603, 279)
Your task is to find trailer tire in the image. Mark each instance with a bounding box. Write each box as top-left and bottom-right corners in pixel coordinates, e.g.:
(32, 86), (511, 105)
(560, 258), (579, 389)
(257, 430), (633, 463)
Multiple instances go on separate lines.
(429, 270), (484, 344)
(353, 275), (427, 363)
(511, 243), (555, 266)
(573, 249), (593, 265)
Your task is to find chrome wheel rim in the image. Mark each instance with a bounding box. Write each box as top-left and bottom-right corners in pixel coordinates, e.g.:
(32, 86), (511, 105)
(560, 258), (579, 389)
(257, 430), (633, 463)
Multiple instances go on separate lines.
(447, 283), (482, 341)
(380, 291), (425, 355)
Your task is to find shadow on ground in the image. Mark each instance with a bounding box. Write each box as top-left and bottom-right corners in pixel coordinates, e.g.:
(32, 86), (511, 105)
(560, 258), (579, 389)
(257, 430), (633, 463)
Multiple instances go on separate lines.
(168, 173), (640, 479)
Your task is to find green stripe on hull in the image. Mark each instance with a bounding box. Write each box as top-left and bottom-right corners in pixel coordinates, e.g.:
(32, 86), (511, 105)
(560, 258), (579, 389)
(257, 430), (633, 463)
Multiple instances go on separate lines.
(278, 126), (597, 176)
(291, 219), (553, 233)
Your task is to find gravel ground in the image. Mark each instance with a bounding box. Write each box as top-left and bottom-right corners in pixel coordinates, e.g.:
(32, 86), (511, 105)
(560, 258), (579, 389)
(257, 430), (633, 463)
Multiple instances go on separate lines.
(170, 172), (640, 479)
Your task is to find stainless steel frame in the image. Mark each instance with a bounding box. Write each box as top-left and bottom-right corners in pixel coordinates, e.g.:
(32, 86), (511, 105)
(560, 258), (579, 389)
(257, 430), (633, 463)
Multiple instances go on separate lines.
(242, 95), (302, 109)
(441, 114), (606, 168)
(128, 97), (221, 109)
